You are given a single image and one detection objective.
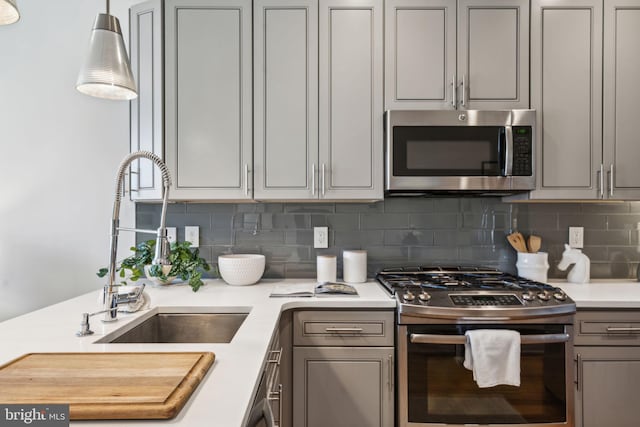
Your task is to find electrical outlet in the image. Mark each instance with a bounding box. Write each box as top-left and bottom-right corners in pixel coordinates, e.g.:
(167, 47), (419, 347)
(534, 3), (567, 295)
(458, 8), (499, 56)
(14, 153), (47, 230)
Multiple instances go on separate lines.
(166, 227), (177, 243)
(185, 226), (199, 247)
(314, 227), (329, 249)
(569, 226), (584, 248)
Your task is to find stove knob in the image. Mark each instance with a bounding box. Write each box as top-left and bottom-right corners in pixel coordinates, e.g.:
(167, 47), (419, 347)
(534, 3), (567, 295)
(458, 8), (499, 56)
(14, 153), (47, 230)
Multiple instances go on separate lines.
(553, 290), (567, 301)
(537, 290), (551, 301)
(522, 291), (537, 301)
(418, 292), (431, 302)
(403, 291), (416, 302)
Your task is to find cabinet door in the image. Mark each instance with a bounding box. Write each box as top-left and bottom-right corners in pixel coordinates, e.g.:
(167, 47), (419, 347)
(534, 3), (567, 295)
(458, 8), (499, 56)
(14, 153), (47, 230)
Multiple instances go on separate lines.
(293, 346), (394, 427)
(253, 0), (319, 200)
(384, 0), (456, 110)
(165, 0), (253, 200)
(603, 0), (640, 200)
(129, 0), (163, 201)
(458, 0), (529, 110)
(529, 0), (603, 199)
(319, 0), (384, 200)
(575, 346), (640, 427)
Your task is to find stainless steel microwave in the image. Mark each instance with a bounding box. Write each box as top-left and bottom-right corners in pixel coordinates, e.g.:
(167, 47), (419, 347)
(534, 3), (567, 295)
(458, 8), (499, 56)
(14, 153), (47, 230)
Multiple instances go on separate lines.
(385, 109), (535, 195)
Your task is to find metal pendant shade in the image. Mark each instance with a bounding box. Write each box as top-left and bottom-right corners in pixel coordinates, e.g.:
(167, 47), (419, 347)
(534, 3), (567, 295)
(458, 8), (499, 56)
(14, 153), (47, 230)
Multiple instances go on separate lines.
(76, 13), (137, 101)
(0, 0), (20, 25)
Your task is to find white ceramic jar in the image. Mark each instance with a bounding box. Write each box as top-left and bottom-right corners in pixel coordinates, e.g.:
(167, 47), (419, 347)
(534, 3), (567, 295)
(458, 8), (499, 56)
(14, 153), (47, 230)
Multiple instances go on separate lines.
(516, 252), (549, 282)
(342, 250), (367, 283)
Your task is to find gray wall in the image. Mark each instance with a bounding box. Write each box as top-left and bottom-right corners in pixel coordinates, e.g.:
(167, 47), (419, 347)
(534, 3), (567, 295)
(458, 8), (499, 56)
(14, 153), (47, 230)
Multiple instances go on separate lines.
(137, 199), (640, 280)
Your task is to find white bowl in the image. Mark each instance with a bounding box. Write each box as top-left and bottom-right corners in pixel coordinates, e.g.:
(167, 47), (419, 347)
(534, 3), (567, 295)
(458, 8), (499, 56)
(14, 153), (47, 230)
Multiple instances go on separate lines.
(218, 254), (266, 286)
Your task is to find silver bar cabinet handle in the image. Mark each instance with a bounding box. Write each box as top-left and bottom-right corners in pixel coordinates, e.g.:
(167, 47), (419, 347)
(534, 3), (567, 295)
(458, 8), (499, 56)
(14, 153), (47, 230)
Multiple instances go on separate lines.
(461, 74), (466, 107)
(451, 74), (457, 109)
(609, 163), (614, 197)
(387, 355), (394, 393)
(311, 163), (316, 196)
(599, 164), (604, 198)
(410, 333), (570, 345)
(267, 349), (282, 364)
(606, 326), (640, 333)
(575, 353), (582, 392)
(321, 163), (326, 196)
(325, 327), (364, 333)
(244, 164), (250, 196)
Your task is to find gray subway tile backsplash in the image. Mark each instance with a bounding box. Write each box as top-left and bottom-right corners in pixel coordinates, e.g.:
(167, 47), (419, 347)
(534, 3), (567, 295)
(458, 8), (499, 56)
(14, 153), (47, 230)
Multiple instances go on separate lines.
(136, 198), (640, 280)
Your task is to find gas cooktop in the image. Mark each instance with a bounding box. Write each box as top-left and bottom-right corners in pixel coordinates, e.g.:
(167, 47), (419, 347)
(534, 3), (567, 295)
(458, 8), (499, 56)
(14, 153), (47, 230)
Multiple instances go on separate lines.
(376, 266), (576, 321)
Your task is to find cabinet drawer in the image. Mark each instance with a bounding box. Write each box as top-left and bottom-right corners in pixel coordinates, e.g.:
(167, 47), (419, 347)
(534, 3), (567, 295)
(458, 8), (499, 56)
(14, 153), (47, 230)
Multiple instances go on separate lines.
(293, 310), (394, 346)
(575, 310), (640, 346)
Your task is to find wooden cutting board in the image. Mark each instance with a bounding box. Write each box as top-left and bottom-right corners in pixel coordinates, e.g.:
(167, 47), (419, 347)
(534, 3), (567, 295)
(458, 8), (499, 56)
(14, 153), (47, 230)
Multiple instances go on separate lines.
(0, 352), (215, 420)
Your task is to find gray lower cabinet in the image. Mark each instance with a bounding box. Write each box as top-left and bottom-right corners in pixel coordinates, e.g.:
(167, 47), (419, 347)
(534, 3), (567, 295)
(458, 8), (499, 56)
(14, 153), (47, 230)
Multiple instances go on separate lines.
(253, 0), (384, 201)
(384, 0), (529, 111)
(525, 0), (640, 200)
(292, 310), (394, 427)
(574, 310), (640, 427)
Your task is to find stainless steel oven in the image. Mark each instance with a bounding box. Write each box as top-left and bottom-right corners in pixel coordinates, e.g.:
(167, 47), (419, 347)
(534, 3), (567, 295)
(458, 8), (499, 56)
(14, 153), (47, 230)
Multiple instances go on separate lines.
(385, 110), (535, 195)
(376, 266), (576, 427)
(398, 321), (573, 427)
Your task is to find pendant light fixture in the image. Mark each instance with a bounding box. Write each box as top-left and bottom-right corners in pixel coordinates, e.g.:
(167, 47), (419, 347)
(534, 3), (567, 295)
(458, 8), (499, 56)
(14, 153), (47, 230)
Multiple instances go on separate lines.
(0, 0), (20, 25)
(76, 0), (137, 100)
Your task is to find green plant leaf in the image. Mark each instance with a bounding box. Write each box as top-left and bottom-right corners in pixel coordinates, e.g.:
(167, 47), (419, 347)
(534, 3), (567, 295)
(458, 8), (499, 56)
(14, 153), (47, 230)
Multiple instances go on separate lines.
(98, 238), (211, 291)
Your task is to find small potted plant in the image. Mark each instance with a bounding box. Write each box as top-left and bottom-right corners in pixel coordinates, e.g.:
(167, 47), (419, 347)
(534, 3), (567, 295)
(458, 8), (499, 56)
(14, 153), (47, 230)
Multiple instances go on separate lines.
(97, 240), (212, 292)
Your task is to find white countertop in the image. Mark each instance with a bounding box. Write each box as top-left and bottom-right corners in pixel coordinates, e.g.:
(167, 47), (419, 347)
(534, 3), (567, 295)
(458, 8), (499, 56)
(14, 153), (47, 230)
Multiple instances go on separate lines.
(0, 279), (394, 426)
(2, 276), (640, 425)
(555, 279), (640, 309)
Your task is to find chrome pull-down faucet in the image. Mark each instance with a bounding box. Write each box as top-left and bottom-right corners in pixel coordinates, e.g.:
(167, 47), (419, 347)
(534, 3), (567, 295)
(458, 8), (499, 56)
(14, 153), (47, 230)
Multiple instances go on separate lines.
(102, 151), (172, 323)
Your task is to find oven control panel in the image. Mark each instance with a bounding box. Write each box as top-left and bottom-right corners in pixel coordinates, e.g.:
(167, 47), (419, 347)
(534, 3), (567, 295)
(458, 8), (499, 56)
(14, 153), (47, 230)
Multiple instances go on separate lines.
(450, 294), (522, 306)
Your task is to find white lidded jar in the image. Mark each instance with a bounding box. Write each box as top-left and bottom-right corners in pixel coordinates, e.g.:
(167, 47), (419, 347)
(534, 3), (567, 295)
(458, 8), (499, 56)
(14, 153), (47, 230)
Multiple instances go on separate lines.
(317, 255), (337, 283)
(342, 250), (367, 283)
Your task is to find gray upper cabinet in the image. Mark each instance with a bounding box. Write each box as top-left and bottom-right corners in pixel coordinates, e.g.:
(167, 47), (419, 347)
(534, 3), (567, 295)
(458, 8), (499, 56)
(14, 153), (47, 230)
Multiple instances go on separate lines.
(253, 0), (318, 200)
(603, 0), (640, 199)
(129, 0), (163, 201)
(164, 0), (253, 200)
(527, 0), (640, 201)
(385, 0), (529, 111)
(254, 0), (383, 201)
(528, 0), (603, 200)
(319, 0), (384, 200)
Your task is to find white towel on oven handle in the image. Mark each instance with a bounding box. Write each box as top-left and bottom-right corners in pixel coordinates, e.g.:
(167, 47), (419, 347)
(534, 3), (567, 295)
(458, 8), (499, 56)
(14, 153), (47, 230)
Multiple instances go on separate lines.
(463, 329), (521, 388)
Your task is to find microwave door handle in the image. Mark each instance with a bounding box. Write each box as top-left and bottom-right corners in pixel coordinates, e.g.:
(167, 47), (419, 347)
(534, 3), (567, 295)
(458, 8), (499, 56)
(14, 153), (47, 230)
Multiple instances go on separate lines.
(503, 126), (514, 176)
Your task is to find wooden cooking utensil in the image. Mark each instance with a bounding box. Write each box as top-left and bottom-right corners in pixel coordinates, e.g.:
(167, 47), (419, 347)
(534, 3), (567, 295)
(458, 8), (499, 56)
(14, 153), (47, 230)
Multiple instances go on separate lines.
(528, 235), (542, 253)
(507, 232), (528, 253)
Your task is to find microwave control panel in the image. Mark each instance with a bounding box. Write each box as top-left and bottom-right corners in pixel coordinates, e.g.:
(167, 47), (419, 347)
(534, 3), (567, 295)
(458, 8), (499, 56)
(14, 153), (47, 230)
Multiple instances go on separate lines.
(512, 126), (533, 176)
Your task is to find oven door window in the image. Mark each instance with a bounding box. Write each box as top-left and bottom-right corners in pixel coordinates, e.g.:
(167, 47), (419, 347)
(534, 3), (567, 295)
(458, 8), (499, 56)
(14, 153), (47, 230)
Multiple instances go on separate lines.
(393, 126), (505, 176)
(406, 324), (567, 425)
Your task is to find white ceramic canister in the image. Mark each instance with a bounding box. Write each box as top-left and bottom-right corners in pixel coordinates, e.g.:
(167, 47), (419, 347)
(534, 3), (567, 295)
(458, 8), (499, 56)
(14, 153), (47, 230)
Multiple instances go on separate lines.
(343, 250), (367, 283)
(317, 255), (337, 283)
(516, 252), (549, 282)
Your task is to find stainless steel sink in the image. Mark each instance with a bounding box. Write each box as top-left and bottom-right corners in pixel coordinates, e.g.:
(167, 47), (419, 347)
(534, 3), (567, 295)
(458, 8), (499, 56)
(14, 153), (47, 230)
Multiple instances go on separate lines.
(99, 312), (248, 344)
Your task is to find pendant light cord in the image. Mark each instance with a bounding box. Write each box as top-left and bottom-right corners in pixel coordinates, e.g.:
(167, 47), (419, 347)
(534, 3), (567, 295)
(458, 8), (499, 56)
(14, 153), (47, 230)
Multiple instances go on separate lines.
(106, 0), (110, 15)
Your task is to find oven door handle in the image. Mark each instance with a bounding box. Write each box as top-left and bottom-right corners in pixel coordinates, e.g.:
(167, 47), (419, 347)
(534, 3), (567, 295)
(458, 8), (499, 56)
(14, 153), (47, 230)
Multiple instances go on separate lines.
(410, 333), (570, 345)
